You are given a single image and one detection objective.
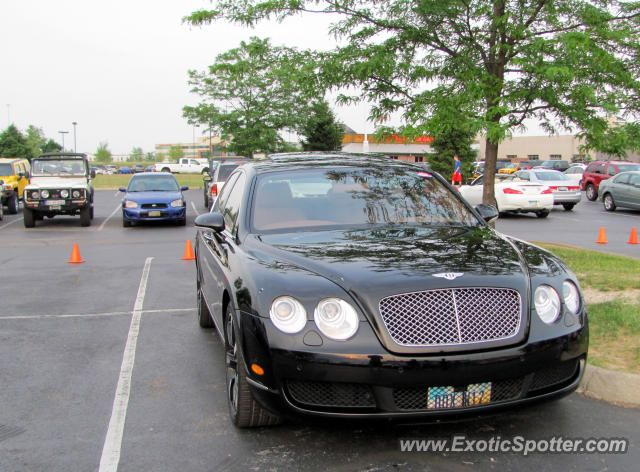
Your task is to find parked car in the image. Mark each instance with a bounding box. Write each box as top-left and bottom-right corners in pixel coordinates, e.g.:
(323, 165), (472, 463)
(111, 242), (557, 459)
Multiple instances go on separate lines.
(0, 157), (30, 214)
(119, 172), (188, 227)
(117, 166), (132, 174)
(498, 163), (520, 174)
(534, 160), (570, 172)
(511, 169), (581, 210)
(91, 165), (108, 175)
(564, 164), (587, 185)
(133, 164), (146, 173)
(22, 153), (95, 227)
(153, 158), (209, 174)
(203, 159), (252, 210)
(194, 153), (587, 427)
(581, 160), (640, 201)
(105, 164), (118, 174)
(517, 160), (540, 170)
(599, 171), (640, 211)
(459, 174), (554, 217)
(0, 180), (6, 220)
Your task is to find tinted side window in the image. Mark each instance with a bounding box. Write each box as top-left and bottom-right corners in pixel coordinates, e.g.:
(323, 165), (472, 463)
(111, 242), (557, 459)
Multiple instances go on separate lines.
(629, 174), (640, 185)
(595, 164), (605, 174)
(614, 173), (630, 184)
(606, 165), (617, 176)
(214, 172), (240, 213)
(221, 173), (247, 233)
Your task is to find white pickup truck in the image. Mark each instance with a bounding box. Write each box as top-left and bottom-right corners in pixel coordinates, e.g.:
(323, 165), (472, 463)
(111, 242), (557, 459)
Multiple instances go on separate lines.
(153, 158), (209, 174)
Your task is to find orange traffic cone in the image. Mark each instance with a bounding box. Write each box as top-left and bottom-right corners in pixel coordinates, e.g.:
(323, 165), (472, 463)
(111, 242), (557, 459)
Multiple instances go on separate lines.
(67, 243), (85, 263)
(628, 228), (639, 245)
(181, 240), (195, 260)
(596, 227), (608, 244)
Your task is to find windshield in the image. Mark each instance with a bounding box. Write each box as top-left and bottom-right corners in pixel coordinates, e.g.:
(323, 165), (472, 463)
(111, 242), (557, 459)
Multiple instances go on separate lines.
(252, 167), (480, 232)
(31, 159), (87, 176)
(618, 164), (640, 172)
(127, 175), (179, 192)
(534, 171), (569, 181)
(0, 163), (12, 175)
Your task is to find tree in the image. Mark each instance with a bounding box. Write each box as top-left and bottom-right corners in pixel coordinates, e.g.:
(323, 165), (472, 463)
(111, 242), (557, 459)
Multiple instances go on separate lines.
(42, 139), (62, 153)
(25, 125), (47, 158)
(300, 101), (344, 151)
(168, 145), (185, 160)
(95, 142), (112, 163)
(183, 37), (318, 158)
(427, 127), (477, 183)
(187, 1), (640, 205)
(0, 125), (31, 159)
(129, 146), (144, 162)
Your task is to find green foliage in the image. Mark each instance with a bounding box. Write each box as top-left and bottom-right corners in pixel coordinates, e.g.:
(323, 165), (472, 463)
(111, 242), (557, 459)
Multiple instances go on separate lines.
(128, 146), (144, 162)
(187, 0), (640, 203)
(0, 125), (32, 159)
(300, 101), (344, 151)
(95, 142), (112, 163)
(168, 145), (185, 160)
(25, 125), (47, 158)
(183, 37), (320, 158)
(42, 139), (62, 153)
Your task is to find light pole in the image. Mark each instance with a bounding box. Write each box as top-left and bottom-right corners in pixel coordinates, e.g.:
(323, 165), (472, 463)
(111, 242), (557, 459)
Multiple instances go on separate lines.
(58, 130), (69, 151)
(72, 122), (77, 152)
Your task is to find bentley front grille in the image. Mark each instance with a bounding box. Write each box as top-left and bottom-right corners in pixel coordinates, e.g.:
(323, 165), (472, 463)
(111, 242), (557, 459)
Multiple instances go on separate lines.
(379, 288), (521, 347)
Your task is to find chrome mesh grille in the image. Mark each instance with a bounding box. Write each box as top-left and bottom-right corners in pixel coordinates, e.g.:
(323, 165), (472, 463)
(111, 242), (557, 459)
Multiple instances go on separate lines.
(379, 288), (521, 347)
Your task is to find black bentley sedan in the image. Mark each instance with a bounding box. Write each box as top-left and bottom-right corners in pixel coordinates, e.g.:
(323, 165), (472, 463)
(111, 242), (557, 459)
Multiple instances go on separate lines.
(194, 153), (588, 427)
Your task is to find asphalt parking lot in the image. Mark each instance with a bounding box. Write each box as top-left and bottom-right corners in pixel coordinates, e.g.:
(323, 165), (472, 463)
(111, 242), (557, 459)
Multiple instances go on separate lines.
(0, 190), (638, 472)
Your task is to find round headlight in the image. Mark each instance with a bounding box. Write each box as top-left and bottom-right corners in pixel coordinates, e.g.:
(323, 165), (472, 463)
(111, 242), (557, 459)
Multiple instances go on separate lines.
(41, 190), (50, 199)
(72, 190), (81, 198)
(170, 199), (184, 207)
(60, 190), (69, 198)
(314, 298), (359, 340)
(270, 296), (306, 334)
(124, 200), (138, 209)
(534, 285), (561, 324)
(563, 280), (580, 314)
(31, 191), (40, 199)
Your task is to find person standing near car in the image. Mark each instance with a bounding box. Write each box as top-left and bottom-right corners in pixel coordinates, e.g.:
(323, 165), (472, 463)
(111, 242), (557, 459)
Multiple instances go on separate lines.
(451, 155), (462, 188)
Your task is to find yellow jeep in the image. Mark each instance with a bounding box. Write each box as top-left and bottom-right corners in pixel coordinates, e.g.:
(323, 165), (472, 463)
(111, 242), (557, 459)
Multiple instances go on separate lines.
(0, 158), (30, 214)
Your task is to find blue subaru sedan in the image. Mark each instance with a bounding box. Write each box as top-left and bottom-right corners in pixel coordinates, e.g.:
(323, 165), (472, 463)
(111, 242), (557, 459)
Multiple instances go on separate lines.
(119, 172), (188, 227)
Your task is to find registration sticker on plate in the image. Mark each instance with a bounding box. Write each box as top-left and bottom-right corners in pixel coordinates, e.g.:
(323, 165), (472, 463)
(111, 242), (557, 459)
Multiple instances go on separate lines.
(427, 382), (492, 409)
(148, 211), (161, 217)
(45, 199), (65, 206)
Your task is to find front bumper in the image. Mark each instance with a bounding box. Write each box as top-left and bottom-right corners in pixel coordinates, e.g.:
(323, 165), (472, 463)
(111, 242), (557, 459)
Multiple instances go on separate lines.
(24, 199), (89, 213)
(238, 312), (588, 419)
(123, 206), (186, 222)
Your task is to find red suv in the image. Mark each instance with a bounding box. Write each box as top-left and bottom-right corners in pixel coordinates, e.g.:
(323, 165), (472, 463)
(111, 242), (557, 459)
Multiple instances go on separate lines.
(581, 160), (640, 200)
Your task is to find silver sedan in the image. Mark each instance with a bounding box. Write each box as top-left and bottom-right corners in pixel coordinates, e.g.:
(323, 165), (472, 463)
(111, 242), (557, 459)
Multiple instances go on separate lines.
(599, 171), (640, 211)
(509, 170), (582, 210)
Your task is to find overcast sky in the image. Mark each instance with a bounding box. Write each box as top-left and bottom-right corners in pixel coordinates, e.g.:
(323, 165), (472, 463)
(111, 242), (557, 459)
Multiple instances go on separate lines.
(0, 0), (368, 155)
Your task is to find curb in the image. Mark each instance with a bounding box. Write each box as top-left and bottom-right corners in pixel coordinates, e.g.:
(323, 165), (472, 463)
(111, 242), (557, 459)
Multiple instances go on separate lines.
(577, 364), (640, 408)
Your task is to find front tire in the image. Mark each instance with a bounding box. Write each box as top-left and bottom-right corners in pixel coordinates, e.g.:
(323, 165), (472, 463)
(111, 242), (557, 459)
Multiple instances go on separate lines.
(603, 193), (616, 212)
(23, 207), (35, 227)
(7, 192), (18, 214)
(586, 183), (597, 201)
(224, 306), (281, 428)
(80, 206), (91, 227)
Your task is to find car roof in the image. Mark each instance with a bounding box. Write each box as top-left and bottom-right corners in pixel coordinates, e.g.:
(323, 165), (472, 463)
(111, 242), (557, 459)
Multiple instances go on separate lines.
(131, 172), (176, 177)
(243, 152), (410, 174)
(0, 157), (28, 163)
(35, 153), (88, 159)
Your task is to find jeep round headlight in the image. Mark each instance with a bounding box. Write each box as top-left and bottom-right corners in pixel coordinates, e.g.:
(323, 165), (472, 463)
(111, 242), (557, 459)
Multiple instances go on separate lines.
(41, 190), (50, 199)
(269, 296), (306, 334)
(124, 200), (138, 209)
(314, 298), (359, 340)
(31, 191), (40, 199)
(60, 189), (69, 198)
(534, 285), (561, 324)
(72, 190), (81, 198)
(170, 199), (184, 207)
(563, 280), (580, 314)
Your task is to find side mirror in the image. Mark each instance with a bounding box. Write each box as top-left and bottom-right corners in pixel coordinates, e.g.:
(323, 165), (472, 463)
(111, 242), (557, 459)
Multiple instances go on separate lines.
(18, 171), (26, 178)
(203, 174), (212, 182)
(181, 185), (189, 191)
(195, 212), (225, 232)
(475, 204), (499, 223)
(118, 187), (126, 192)
(91, 170), (96, 178)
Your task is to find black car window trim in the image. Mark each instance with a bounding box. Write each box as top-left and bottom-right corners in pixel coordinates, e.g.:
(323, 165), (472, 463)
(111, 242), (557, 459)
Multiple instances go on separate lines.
(222, 172), (247, 235)
(214, 172), (241, 215)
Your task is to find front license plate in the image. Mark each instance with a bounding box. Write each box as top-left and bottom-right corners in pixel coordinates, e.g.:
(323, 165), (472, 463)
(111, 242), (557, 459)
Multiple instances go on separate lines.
(45, 199), (64, 206)
(428, 382), (492, 409)
(148, 211), (161, 217)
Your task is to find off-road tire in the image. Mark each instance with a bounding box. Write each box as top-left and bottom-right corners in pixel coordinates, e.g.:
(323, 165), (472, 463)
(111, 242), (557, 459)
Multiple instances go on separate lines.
(7, 192), (18, 214)
(80, 206), (91, 227)
(23, 208), (35, 228)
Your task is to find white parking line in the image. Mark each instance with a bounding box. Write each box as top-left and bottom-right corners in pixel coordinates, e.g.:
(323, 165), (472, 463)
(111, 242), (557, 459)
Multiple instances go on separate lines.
(0, 308), (195, 320)
(99, 257), (153, 472)
(0, 217), (24, 230)
(190, 201), (201, 216)
(97, 205), (122, 231)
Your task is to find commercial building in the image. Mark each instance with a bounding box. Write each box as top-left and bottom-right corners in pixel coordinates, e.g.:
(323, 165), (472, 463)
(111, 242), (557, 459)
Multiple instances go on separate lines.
(154, 136), (233, 162)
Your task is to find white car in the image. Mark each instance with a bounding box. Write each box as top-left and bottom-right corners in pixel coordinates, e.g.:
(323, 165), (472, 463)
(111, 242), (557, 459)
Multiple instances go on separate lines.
(459, 174), (554, 218)
(512, 169), (582, 211)
(564, 164), (587, 185)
